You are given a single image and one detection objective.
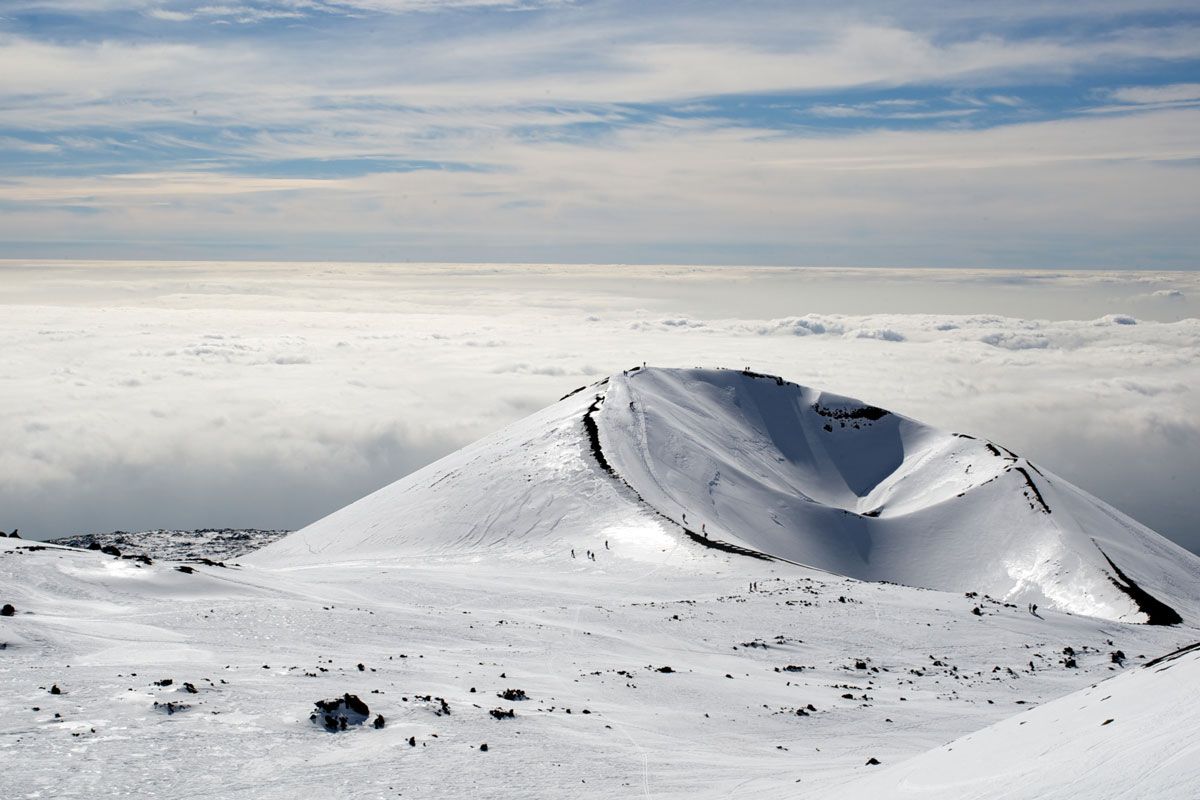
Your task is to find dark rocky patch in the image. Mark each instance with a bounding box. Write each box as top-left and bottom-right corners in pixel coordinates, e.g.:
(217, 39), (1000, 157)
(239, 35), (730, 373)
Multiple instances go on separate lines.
(583, 395), (614, 475)
(1, 603), (15, 617)
(414, 695), (451, 716)
(51, 528), (290, 561)
(1093, 543), (1182, 626)
(311, 694), (371, 732)
(1013, 466), (1050, 514)
(1143, 641), (1200, 669)
(559, 385), (587, 401)
(812, 402), (888, 422)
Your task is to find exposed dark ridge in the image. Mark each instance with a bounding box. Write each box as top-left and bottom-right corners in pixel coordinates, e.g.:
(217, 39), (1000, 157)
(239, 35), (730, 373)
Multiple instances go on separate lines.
(559, 385), (587, 401)
(1143, 641), (1200, 669)
(1026, 462), (1046, 478)
(681, 529), (773, 561)
(581, 389), (776, 563)
(1094, 542), (1182, 626)
(952, 433), (977, 440)
(582, 395), (614, 475)
(985, 443), (1002, 457)
(729, 367), (887, 420)
(735, 368), (796, 388)
(1013, 466), (1051, 514)
(812, 402), (888, 421)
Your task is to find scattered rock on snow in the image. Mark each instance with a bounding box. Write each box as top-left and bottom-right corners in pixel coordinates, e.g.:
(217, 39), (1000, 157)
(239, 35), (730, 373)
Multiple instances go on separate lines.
(311, 694), (371, 732)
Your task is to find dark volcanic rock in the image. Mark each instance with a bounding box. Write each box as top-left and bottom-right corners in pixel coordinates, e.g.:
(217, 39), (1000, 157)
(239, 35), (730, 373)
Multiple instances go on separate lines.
(311, 694), (371, 732)
(51, 528), (292, 562)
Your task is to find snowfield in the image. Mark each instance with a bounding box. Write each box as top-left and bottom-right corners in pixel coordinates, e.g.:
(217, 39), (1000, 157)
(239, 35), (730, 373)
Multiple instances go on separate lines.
(3, 367), (1197, 798)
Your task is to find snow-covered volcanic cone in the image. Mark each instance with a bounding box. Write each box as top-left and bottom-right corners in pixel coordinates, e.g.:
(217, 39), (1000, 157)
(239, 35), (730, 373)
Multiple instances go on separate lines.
(253, 367), (1199, 625)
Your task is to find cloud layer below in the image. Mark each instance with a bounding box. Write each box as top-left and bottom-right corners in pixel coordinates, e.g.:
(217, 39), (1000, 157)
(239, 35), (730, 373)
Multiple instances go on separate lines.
(2, 261), (1197, 554)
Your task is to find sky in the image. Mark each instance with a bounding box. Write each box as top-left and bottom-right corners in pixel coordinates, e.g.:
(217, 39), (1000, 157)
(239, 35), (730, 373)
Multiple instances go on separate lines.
(2, 0), (1199, 266)
(2, 261), (1198, 557)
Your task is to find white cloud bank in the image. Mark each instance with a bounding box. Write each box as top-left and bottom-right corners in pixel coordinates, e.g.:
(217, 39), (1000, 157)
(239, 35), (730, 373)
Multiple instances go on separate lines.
(1, 261), (1197, 554)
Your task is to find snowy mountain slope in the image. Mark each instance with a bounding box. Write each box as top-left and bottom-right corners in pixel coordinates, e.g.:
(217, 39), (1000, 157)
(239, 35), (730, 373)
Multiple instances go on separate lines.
(4, 537), (1194, 800)
(829, 641), (1200, 800)
(249, 383), (661, 567)
(597, 368), (1200, 624)
(257, 366), (1199, 627)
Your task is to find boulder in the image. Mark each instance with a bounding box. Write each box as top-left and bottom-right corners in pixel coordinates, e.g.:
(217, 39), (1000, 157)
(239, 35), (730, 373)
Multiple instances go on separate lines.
(311, 694), (371, 732)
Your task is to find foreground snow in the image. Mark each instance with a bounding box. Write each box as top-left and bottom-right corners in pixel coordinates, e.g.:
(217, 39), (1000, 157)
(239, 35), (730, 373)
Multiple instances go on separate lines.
(3, 367), (1198, 798)
(833, 642), (1200, 800)
(4, 539), (1193, 799)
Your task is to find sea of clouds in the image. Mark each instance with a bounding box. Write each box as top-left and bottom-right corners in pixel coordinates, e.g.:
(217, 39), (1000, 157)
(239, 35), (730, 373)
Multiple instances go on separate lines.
(2, 261), (1197, 553)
